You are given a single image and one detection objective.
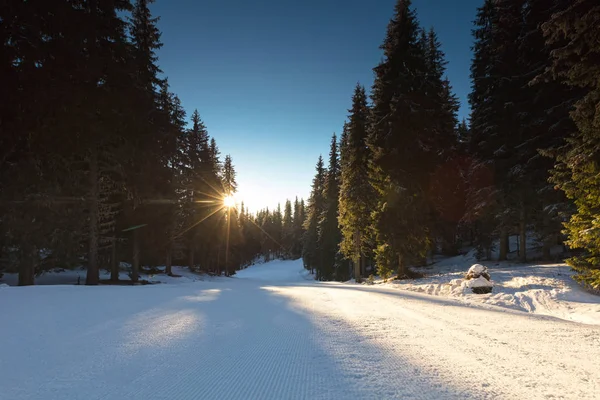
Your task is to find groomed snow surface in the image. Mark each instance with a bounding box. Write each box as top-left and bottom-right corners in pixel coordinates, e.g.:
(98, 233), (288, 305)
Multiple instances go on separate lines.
(2, 259), (600, 399)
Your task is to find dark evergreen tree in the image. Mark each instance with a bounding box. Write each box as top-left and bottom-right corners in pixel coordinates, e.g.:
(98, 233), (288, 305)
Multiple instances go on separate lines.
(339, 84), (374, 281)
(303, 156), (326, 274)
(272, 203), (283, 258)
(130, 0), (163, 92)
(368, 0), (431, 278)
(222, 155), (238, 195)
(467, 0), (576, 264)
(77, 0), (134, 285)
(541, 0), (600, 288)
(422, 28), (461, 256)
(522, 0), (580, 261)
(282, 199), (294, 258)
(290, 197), (304, 258)
(317, 134), (342, 280)
(467, 0), (526, 261)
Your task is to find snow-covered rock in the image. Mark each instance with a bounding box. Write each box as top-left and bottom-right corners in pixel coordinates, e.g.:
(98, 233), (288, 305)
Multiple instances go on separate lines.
(466, 263), (491, 280)
(467, 276), (493, 289)
(468, 264), (487, 276)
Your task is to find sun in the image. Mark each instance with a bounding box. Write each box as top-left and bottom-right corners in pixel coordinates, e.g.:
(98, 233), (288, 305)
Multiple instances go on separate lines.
(223, 194), (236, 208)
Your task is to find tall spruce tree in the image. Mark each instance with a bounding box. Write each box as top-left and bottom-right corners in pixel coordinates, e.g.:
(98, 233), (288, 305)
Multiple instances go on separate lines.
(80, 0), (135, 285)
(369, 0), (431, 277)
(222, 155), (238, 195)
(291, 197), (304, 258)
(130, 0), (162, 92)
(282, 199), (294, 258)
(541, 0), (600, 288)
(272, 203), (283, 258)
(520, 0), (579, 260)
(317, 134), (342, 281)
(339, 84), (374, 281)
(422, 28), (461, 256)
(467, 0), (527, 261)
(303, 156), (326, 274)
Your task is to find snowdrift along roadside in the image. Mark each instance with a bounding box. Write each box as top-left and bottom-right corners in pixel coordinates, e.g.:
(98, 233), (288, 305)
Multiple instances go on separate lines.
(379, 258), (600, 325)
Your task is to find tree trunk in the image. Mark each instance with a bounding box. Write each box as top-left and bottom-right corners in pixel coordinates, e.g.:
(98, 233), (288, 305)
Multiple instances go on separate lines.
(353, 231), (361, 282)
(165, 245), (172, 276)
(188, 243), (195, 271)
(18, 245), (35, 286)
(110, 236), (119, 281)
(397, 254), (406, 278)
(216, 244), (221, 276)
(360, 254), (366, 277)
(131, 228), (140, 283)
(498, 228), (508, 261)
(519, 208), (527, 262)
(542, 239), (552, 261)
(86, 148), (100, 285)
(542, 212), (554, 261)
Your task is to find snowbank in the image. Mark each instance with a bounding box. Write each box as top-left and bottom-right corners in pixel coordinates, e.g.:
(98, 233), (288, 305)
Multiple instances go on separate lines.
(0, 265), (221, 287)
(381, 256), (600, 325)
(465, 276), (493, 289)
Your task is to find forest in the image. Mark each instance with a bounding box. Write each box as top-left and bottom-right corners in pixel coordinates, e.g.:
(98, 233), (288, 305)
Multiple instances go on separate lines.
(301, 0), (600, 289)
(0, 0), (306, 285)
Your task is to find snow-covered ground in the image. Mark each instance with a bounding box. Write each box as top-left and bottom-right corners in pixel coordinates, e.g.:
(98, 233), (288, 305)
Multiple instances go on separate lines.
(235, 259), (314, 282)
(377, 252), (600, 325)
(1, 259), (600, 399)
(0, 265), (218, 286)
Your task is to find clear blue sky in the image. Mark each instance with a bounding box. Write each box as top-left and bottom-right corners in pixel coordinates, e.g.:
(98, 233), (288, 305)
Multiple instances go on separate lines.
(151, 0), (481, 212)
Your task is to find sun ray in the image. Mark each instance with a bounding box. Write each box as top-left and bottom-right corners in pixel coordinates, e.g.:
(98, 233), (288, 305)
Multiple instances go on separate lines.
(247, 217), (284, 250)
(194, 190), (225, 201)
(174, 205), (225, 240)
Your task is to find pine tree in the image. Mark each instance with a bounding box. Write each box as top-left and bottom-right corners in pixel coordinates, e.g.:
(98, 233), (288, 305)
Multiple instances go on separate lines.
(369, 0), (431, 277)
(272, 203), (283, 258)
(421, 28), (461, 256)
(80, 0), (135, 285)
(467, 0), (527, 261)
(126, 0), (172, 281)
(317, 134), (342, 280)
(291, 197), (304, 258)
(221, 156), (238, 275)
(130, 0), (163, 93)
(157, 83), (188, 276)
(541, 0), (600, 288)
(303, 156), (326, 274)
(521, 0), (580, 261)
(282, 199), (294, 258)
(339, 84), (374, 281)
(222, 155), (237, 195)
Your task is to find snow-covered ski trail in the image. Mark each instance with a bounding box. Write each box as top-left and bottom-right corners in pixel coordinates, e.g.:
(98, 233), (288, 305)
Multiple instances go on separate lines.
(1, 259), (599, 399)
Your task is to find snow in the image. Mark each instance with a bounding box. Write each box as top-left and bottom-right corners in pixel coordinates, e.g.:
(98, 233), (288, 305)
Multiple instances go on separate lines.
(0, 266), (217, 286)
(235, 259), (312, 282)
(467, 264), (487, 276)
(381, 252), (600, 325)
(466, 276), (493, 288)
(1, 259), (600, 399)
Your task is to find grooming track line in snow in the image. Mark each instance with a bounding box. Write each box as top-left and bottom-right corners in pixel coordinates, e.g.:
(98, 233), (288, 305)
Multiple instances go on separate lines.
(1, 259), (599, 399)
